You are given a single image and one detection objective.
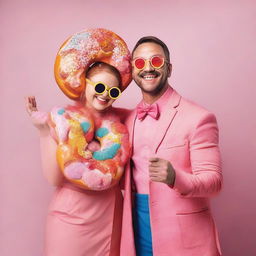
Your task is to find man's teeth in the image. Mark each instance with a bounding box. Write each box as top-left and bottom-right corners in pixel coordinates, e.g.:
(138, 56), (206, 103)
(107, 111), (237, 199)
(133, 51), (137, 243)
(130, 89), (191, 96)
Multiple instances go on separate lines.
(143, 75), (157, 80)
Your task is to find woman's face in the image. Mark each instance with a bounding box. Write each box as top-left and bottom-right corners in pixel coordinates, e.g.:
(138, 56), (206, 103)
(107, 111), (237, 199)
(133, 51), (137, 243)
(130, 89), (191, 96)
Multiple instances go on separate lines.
(84, 71), (120, 112)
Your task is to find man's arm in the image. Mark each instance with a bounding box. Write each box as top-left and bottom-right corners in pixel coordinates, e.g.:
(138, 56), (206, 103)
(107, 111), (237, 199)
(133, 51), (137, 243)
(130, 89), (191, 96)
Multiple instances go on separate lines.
(173, 112), (222, 197)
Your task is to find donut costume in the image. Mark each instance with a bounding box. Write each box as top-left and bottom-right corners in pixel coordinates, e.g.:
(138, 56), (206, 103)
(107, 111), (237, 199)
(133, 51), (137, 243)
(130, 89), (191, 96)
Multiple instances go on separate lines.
(49, 28), (132, 191)
(45, 29), (131, 256)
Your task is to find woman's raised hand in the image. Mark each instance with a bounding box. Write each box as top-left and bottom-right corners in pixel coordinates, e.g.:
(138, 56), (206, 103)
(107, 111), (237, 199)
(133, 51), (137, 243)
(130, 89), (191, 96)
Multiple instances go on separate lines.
(25, 96), (50, 133)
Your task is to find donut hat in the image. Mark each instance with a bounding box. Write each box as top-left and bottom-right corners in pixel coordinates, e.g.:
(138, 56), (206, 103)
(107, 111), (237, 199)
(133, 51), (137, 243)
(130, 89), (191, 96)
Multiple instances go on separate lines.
(54, 28), (132, 100)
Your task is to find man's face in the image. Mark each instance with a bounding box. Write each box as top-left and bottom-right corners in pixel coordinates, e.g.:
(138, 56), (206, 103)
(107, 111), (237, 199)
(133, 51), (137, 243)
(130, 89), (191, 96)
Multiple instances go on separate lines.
(132, 42), (171, 95)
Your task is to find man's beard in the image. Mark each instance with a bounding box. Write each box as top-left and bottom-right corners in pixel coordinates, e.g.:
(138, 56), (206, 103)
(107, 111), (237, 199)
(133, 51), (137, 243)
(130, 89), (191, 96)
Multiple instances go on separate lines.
(134, 70), (168, 95)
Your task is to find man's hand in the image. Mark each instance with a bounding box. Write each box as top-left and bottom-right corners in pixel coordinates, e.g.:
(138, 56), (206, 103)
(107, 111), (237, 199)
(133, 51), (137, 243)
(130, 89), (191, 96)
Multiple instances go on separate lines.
(148, 157), (176, 186)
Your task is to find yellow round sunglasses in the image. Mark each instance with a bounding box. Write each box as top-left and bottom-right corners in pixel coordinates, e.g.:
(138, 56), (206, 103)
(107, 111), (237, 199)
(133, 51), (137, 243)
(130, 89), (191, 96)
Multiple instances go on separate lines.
(86, 78), (121, 99)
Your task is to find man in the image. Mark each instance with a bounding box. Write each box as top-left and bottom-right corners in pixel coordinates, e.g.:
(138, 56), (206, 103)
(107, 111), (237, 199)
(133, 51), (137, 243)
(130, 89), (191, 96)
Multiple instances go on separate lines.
(120, 37), (222, 256)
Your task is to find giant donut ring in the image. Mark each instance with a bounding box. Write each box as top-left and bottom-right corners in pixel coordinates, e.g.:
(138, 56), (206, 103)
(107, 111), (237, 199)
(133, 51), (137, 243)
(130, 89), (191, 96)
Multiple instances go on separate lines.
(49, 104), (130, 191)
(54, 28), (132, 100)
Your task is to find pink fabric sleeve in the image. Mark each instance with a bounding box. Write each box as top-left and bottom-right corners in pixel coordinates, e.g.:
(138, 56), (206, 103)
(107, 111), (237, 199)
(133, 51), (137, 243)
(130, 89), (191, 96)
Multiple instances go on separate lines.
(49, 125), (58, 143)
(113, 107), (132, 191)
(173, 113), (222, 197)
(39, 129), (64, 187)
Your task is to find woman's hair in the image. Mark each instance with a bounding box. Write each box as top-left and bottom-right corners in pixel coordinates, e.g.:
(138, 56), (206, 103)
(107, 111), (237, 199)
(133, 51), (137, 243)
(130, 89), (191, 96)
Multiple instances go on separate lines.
(86, 62), (122, 86)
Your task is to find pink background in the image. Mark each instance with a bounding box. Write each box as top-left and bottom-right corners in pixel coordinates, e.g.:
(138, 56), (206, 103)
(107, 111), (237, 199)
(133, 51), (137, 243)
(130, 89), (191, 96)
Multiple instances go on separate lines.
(1, 0), (256, 255)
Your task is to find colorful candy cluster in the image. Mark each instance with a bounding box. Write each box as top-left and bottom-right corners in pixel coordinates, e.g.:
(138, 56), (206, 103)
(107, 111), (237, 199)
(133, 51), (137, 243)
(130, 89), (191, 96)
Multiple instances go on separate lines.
(49, 105), (130, 191)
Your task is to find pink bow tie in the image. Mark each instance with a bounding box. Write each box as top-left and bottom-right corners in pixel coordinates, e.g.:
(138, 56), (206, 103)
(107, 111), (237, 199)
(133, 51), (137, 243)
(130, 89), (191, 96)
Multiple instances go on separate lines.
(137, 102), (160, 121)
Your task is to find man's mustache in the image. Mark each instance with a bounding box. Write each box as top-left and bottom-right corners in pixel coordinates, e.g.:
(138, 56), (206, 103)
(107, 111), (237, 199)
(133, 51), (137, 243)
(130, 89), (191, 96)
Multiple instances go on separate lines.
(139, 71), (160, 77)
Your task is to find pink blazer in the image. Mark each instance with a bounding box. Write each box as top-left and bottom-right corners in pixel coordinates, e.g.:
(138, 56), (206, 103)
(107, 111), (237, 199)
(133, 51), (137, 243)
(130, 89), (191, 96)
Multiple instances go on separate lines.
(120, 89), (222, 256)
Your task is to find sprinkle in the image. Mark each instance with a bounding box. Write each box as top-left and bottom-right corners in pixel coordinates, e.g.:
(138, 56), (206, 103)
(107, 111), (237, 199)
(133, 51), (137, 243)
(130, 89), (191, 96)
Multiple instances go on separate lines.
(60, 53), (79, 73)
(61, 32), (91, 52)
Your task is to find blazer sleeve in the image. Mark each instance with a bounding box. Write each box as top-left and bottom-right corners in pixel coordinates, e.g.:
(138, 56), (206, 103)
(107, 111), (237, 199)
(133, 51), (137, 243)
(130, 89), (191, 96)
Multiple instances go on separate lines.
(173, 112), (223, 197)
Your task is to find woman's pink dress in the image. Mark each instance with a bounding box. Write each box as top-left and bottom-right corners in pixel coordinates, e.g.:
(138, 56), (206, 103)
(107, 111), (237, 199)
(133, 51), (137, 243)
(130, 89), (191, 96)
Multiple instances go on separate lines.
(44, 107), (128, 256)
(44, 182), (123, 256)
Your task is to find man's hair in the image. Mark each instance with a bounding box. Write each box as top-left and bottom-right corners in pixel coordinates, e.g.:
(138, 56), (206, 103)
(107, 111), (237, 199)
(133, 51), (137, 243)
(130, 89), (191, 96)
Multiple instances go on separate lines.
(86, 62), (121, 86)
(132, 36), (170, 63)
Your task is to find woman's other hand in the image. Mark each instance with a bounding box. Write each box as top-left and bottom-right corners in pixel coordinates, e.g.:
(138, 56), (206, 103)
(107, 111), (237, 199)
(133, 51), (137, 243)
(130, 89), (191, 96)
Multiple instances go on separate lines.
(25, 96), (50, 133)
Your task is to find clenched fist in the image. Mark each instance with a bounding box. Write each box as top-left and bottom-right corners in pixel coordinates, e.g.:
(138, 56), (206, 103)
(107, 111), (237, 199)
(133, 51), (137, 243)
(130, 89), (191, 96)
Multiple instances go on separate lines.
(148, 157), (176, 186)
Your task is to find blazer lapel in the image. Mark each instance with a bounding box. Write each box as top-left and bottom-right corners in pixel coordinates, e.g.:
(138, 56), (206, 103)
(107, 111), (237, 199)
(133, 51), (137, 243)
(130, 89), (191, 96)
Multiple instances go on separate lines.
(153, 90), (181, 153)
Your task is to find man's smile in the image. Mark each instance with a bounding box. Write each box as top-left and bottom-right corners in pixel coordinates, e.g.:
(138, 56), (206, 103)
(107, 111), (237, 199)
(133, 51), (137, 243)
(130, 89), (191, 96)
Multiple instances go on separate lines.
(140, 71), (160, 81)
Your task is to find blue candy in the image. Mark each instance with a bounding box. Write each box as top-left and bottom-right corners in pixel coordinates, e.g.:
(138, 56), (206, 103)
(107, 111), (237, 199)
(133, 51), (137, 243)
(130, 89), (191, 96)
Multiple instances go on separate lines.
(93, 143), (121, 160)
(96, 127), (109, 138)
(80, 122), (90, 133)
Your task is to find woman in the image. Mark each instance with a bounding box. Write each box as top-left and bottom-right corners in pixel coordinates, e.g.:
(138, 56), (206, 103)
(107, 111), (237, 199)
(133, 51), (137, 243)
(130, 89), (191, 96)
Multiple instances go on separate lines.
(25, 29), (131, 256)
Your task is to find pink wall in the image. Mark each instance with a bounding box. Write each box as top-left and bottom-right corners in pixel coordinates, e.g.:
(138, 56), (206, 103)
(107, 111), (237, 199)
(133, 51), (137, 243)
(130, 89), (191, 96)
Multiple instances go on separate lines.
(1, 0), (256, 255)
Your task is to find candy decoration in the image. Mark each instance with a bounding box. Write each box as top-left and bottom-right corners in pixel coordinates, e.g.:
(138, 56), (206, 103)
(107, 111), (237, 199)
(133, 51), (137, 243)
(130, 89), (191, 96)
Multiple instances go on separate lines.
(50, 105), (130, 191)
